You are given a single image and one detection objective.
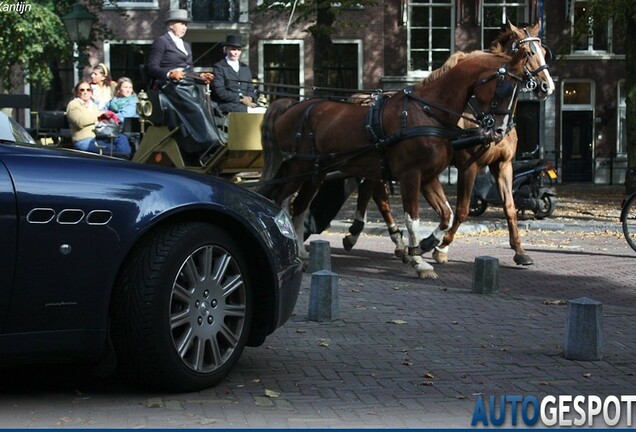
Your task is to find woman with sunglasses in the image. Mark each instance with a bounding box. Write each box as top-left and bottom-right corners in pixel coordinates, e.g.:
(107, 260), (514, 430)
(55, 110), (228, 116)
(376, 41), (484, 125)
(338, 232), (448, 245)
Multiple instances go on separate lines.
(66, 81), (132, 158)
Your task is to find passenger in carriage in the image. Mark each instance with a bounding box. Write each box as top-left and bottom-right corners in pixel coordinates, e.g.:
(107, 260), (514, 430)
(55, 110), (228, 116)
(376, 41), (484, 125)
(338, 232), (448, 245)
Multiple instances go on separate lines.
(108, 77), (141, 151)
(90, 63), (115, 110)
(211, 35), (261, 113)
(146, 9), (214, 87)
(66, 81), (132, 158)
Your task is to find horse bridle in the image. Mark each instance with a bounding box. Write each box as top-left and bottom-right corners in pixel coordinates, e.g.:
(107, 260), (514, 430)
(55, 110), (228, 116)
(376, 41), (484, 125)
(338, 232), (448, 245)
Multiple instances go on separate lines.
(470, 65), (524, 132)
(511, 29), (551, 92)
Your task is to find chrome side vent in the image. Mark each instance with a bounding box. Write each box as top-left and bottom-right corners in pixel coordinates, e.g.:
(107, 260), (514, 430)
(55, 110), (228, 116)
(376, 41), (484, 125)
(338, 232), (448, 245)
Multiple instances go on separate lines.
(57, 209), (85, 224)
(26, 208), (55, 224)
(86, 210), (113, 225)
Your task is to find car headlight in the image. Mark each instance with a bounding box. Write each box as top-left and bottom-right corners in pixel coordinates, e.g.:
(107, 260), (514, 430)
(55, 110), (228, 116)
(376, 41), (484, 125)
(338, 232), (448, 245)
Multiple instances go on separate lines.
(274, 210), (296, 240)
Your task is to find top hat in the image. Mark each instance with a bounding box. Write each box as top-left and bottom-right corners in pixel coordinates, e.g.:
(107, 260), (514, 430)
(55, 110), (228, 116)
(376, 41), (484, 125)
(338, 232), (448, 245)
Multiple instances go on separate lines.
(223, 35), (244, 48)
(165, 9), (191, 24)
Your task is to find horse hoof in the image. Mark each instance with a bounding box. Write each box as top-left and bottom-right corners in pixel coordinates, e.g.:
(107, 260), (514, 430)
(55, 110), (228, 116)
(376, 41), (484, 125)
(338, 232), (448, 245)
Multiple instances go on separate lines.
(419, 235), (440, 253)
(514, 253), (534, 266)
(417, 269), (438, 279)
(343, 235), (355, 251)
(433, 250), (448, 264)
(394, 247), (406, 258)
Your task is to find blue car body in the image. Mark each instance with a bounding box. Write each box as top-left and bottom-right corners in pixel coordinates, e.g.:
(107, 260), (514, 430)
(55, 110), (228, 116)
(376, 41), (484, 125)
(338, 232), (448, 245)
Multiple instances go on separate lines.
(0, 113), (302, 388)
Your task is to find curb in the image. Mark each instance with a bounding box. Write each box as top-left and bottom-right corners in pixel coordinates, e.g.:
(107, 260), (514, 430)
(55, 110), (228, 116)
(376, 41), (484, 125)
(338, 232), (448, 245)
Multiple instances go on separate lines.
(322, 218), (621, 237)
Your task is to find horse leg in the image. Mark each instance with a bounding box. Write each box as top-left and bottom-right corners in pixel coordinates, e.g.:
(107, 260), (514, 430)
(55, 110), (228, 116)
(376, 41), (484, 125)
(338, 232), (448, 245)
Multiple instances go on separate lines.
(373, 181), (406, 257)
(491, 162), (533, 265)
(433, 167), (477, 264)
(289, 177), (325, 259)
(343, 178), (372, 251)
(418, 177), (454, 254)
(399, 173), (438, 280)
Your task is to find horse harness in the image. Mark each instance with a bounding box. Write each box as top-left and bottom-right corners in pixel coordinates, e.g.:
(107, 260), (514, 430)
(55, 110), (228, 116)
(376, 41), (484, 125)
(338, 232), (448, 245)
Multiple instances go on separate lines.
(282, 62), (524, 184)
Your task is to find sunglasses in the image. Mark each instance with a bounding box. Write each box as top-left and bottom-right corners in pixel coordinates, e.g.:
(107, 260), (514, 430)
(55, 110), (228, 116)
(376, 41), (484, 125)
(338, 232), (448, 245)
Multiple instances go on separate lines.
(78, 88), (92, 92)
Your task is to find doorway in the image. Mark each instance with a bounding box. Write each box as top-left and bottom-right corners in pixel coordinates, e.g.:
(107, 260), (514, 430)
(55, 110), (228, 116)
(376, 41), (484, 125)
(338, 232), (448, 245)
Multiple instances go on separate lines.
(561, 111), (593, 182)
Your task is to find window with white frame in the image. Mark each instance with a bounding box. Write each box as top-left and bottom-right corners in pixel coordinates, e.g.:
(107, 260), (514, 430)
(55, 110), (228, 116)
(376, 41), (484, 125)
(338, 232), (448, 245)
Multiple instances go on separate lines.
(618, 80), (626, 155)
(571, 0), (611, 53)
(481, 0), (528, 49)
(408, 0), (454, 74)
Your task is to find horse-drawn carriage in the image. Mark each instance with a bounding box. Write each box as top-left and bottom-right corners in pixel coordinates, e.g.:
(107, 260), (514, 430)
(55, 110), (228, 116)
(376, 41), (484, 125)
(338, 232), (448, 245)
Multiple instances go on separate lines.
(120, 21), (555, 282)
(130, 78), (266, 183)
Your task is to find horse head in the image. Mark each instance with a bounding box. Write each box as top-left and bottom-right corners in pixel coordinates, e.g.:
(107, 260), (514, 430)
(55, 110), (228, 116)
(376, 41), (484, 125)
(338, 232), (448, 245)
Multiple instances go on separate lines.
(468, 50), (527, 144)
(504, 21), (555, 100)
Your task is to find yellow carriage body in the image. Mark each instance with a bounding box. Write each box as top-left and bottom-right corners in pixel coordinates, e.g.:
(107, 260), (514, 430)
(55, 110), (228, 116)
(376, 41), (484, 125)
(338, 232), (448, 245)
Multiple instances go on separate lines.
(132, 110), (264, 182)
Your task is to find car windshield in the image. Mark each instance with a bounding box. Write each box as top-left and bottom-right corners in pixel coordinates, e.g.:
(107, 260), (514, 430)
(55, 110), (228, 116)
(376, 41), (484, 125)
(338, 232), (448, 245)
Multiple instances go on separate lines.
(0, 113), (37, 146)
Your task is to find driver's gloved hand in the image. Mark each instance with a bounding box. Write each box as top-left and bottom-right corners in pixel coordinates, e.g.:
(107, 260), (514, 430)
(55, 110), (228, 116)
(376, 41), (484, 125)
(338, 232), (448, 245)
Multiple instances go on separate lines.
(240, 96), (257, 108)
(168, 70), (186, 81)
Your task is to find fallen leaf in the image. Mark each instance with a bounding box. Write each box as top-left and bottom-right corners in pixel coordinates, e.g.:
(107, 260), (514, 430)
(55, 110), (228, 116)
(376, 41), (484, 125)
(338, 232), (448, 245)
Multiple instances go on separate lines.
(264, 389), (280, 398)
(423, 372), (435, 379)
(296, 329), (306, 333)
(582, 373), (592, 378)
(544, 300), (568, 305)
(402, 360), (413, 366)
(319, 339), (329, 347)
(389, 319), (407, 325)
(455, 393), (466, 399)
(420, 381), (434, 386)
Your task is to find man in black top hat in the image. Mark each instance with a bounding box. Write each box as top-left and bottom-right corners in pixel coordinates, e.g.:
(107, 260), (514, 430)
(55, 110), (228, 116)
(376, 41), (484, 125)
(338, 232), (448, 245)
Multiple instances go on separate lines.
(211, 35), (259, 113)
(147, 9), (213, 86)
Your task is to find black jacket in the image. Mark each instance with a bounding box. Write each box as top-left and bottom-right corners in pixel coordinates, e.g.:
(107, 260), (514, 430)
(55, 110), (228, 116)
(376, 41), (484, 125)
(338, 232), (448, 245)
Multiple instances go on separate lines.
(211, 58), (257, 113)
(147, 33), (193, 86)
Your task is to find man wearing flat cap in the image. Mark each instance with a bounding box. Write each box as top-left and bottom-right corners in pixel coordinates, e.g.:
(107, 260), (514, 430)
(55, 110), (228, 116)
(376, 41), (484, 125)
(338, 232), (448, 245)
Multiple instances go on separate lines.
(211, 35), (259, 113)
(147, 9), (213, 86)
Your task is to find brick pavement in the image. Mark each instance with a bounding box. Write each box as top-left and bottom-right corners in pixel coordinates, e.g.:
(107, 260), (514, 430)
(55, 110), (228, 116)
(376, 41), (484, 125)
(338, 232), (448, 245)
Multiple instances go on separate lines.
(0, 186), (635, 428)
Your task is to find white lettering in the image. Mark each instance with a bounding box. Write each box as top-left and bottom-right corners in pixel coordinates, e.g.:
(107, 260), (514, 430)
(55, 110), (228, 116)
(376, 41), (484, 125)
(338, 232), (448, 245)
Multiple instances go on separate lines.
(572, 395), (586, 426)
(588, 395), (602, 426)
(541, 395), (558, 426)
(622, 396), (636, 426)
(604, 396), (620, 426)
(559, 395), (573, 426)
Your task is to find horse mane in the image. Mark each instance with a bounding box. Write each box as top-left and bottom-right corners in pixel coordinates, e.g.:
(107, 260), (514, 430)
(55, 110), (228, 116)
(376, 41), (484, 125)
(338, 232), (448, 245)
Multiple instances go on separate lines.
(414, 50), (508, 91)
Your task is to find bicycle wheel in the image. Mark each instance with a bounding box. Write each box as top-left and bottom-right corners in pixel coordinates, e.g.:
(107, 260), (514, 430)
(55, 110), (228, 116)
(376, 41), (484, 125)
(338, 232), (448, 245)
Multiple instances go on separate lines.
(621, 192), (636, 253)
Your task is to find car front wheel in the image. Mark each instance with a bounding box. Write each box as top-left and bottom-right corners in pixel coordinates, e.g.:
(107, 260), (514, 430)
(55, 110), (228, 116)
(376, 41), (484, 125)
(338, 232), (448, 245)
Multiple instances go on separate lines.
(111, 222), (252, 392)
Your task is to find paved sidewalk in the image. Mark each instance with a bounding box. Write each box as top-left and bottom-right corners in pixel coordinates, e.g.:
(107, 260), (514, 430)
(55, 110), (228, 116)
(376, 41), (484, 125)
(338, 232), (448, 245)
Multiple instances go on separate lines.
(0, 184), (634, 429)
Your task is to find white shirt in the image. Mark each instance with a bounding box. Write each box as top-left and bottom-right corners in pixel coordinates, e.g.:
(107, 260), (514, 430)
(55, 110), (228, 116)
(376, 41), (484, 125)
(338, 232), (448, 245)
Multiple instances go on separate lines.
(226, 56), (240, 73)
(168, 31), (188, 55)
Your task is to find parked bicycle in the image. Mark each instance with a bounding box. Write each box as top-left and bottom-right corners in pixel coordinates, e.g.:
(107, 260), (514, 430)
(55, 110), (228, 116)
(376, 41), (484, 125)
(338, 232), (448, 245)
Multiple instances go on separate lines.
(621, 191), (636, 252)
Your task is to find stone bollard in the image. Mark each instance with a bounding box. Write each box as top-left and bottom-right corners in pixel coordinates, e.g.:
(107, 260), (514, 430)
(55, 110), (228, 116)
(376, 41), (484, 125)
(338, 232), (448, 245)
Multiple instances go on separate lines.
(563, 297), (603, 361)
(308, 240), (331, 273)
(308, 270), (339, 322)
(471, 256), (500, 294)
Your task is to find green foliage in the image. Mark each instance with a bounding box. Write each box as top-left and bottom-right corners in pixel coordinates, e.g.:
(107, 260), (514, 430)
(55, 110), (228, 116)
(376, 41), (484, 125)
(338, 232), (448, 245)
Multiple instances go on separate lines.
(0, 2), (68, 90)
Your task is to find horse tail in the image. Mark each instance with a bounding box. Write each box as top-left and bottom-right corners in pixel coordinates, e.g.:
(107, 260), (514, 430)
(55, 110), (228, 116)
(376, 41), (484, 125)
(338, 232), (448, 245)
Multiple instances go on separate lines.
(258, 97), (296, 196)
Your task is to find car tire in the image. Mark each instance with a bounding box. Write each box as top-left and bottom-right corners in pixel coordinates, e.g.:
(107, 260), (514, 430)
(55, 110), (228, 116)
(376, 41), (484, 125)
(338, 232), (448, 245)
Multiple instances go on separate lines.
(111, 221), (252, 392)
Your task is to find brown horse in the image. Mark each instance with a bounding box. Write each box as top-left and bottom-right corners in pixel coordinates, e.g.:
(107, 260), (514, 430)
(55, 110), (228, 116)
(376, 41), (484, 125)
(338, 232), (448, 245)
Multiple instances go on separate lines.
(257, 49), (528, 279)
(341, 22), (554, 266)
